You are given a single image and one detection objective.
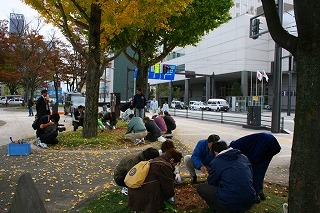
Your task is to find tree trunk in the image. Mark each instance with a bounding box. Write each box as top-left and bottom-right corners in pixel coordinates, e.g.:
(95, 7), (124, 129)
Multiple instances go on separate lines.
(288, 50), (320, 212)
(261, 0), (320, 211)
(82, 3), (101, 138)
(136, 65), (149, 97)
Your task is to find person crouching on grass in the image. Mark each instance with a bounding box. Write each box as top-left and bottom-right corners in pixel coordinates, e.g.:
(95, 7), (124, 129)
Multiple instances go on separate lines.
(128, 149), (183, 213)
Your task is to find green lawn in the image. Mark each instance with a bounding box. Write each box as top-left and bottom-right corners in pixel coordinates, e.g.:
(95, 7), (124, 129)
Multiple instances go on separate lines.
(79, 187), (287, 213)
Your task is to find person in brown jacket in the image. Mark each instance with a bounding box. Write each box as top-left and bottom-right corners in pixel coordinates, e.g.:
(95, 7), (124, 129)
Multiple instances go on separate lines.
(128, 149), (183, 213)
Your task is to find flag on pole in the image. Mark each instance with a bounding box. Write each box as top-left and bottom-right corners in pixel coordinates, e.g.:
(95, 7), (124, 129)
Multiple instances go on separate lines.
(257, 70), (263, 81)
(262, 70), (269, 82)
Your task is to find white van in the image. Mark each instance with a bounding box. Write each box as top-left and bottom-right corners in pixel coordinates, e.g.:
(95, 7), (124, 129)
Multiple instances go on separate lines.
(206, 99), (229, 112)
(189, 101), (206, 110)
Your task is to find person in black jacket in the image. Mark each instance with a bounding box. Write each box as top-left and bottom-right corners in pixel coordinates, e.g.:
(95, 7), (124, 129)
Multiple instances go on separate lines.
(229, 132), (281, 202)
(143, 116), (162, 142)
(73, 105), (84, 131)
(36, 90), (50, 117)
(27, 98), (34, 116)
(163, 111), (176, 134)
(132, 88), (147, 119)
(36, 113), (61, 148)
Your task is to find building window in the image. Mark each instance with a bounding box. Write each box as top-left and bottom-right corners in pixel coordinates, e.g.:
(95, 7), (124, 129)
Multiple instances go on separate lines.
(176, 64), (185, 72)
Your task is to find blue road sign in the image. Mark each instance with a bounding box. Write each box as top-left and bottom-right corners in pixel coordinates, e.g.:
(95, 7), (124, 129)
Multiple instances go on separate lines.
(148, 64), (176, 80)
(134, 64), (176, 80)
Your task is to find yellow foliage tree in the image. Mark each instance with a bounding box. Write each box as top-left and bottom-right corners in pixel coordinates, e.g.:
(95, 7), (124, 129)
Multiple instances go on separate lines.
(24, 0), (190, 138)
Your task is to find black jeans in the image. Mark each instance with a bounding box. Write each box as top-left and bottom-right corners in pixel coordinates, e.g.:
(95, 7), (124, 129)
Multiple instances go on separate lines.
(197, 183), (229, 212)
(40, 131), (59, 144)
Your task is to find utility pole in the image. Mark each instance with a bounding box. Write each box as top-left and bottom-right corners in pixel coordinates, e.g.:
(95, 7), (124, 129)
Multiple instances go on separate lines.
(287, 55), (292, 116)
(271, 0), (283, 133)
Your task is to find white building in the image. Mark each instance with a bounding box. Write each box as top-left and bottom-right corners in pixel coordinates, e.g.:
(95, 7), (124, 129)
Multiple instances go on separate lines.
(150, 2), (296, 111)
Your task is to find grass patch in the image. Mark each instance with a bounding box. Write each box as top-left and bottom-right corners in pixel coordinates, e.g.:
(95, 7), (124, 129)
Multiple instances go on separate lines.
(51, 120), (137, 150)
(79, 182), (287, 213)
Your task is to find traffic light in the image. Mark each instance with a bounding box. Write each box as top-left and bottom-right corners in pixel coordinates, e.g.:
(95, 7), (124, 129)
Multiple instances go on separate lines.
(251, 18), (260, 39)
(162, 64), (171, 74)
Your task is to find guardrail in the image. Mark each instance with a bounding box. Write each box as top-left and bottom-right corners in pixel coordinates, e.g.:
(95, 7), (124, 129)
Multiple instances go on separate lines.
(170, 108), (284, 132)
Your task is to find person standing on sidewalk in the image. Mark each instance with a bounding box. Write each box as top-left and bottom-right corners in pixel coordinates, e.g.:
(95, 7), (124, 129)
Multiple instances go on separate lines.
(36, 89), (50, 117)
(229, 132), (281, 202)
(162, 101), (169, 113)
(149, 97), (158, 116)
(184, 134), (220, 183)
(27, 98), (34, 116)
(132, 88), (147, 119)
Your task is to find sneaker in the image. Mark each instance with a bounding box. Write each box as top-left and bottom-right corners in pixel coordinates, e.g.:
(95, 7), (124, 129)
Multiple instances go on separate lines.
(37, 138), (48, 149)
(36, 137), (41, 146)
(39, 142), (48, 149)
(121, 187), (128, 196)
(158, 136), (166, 142)
(134, 139), (142, 146)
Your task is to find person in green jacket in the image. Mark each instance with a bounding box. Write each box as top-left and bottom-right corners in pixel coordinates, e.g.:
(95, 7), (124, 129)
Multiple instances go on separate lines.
(113, 148), (159, 195)
(125, 114), (147, 145)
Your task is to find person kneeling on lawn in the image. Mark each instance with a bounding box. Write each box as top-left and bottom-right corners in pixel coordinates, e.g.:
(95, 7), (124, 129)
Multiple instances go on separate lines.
(128, 149), (183, 213)
(36, 113), (61, 148)
(184, 134), (220, 183)
(125, 114), (147, 145)
(197, 141), (256, 212)
(143, 116), (162, 142)
(113, 148), (159, 195)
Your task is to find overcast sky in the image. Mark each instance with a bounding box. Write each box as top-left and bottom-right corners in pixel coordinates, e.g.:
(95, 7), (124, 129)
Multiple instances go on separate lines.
(0, 0), (64, 39)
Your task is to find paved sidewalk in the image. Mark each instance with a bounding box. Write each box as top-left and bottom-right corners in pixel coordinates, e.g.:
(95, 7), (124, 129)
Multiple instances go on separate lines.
(0, 108), (292, 212)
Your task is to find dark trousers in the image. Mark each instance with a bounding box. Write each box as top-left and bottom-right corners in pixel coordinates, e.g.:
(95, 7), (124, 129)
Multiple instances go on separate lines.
(40, 131), (59, 144)
(28, 107), (34, 116)
(74, 119), (84, 131)
(197, 183), (228, 212)
(252, 157), (272, 195)
(114, 172), (127, 187)
(145, 133), (159, 142)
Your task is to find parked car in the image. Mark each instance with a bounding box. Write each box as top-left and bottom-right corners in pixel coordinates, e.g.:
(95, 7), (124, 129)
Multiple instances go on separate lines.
(6, 98), (24, 106)
(64, 92), (85, 116)
(170, 100), (185, 109)
(0, 97), (7, 105)
(189, 101), (206, 110)
(206, 99), (229, 112)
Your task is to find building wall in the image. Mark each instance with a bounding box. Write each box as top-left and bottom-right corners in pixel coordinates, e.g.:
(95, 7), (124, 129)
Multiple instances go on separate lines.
(113, 51), (136, 101)
(9, 13), (25, 34)
(156, 8), (297, 110)
(165, 14), (271, 79)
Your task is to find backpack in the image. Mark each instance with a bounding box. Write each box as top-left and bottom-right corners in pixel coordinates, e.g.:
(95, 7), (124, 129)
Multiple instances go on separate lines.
(124, 160), (150, 188)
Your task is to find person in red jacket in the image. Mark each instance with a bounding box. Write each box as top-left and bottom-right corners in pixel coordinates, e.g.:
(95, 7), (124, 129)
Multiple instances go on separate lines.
(152, 115), (167, 135)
